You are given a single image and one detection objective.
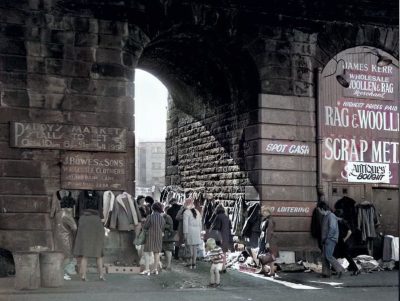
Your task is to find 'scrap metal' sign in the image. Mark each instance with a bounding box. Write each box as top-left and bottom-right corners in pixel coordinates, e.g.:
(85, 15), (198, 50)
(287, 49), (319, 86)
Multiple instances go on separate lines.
(61, 152), (126, 190)
(10, 122), (126, 152)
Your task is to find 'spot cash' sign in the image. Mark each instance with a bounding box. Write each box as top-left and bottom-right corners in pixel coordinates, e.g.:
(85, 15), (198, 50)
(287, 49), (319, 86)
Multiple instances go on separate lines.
(10, 122), (126, 152)
(61, 152), (126, 190)
(321, 47), (399, 185)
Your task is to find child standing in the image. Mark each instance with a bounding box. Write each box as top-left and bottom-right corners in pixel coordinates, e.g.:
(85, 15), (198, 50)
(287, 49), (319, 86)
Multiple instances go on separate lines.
(205, 238), (223, 288)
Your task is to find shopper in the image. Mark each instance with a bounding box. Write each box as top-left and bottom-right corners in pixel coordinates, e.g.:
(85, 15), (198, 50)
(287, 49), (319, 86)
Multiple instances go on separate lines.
(211, 204), (231, 272)
(73, 190), (105, 281)
(205, 238), (224, 288)
(257, 206), (279, 277)
(334, 209), (361, 276)
(140, 202), (166, 275)
(183, 198), (202, 269)
(167, 198), (182, 259)
(162, 210), (175, 271)
(318, 201), (344, 278)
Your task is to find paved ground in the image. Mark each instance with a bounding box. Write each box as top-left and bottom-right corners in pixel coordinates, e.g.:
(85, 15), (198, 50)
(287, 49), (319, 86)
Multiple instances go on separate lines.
(0, 260), (398, 301)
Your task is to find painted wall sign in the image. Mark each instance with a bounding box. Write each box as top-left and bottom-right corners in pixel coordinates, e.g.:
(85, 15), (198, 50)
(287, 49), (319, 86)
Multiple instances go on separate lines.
(61, 152), (126, 190)
(262, 201), (316, 216)
(321, 47), (399, 185)
(262, 140), (314, 156)
(10, 122), (126, 152)
(342, 64), (395, 101)
(346, 162), (390, 183)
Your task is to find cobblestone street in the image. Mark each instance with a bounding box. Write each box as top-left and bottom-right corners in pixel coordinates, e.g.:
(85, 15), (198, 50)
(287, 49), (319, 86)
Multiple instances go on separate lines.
(0, 260), (398, 301)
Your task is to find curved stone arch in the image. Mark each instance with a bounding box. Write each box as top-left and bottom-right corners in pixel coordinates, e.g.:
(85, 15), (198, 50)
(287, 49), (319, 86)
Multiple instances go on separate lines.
(137, 24), (261, 115)
(315, 23), (399, 68)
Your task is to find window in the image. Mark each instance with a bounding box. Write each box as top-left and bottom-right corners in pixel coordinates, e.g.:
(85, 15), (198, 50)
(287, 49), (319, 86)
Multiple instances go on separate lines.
(151, 147), (163, 153)
(152, 162), (161, 169)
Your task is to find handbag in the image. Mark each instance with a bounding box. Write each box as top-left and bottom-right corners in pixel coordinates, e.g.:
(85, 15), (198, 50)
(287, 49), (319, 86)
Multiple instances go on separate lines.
(133, 230), (146, 246)
(258, 251), (275, 265)
(163, 230), (176, 242)
(178, 244), (192, 259)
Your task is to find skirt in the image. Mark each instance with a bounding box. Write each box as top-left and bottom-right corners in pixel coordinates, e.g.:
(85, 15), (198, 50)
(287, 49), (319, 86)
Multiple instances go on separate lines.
(73, 215), (105, 258)
(162, 241), (175, 252)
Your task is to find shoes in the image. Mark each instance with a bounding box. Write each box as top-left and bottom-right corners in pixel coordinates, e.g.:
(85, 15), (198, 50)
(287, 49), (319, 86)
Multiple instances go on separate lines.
(64, 274), (71, 281)
(220, 268), (226, 273)
(99, 276), (106, 281)
(165, 267), (172, 271)
(264, 273), (275, 278)
(317, 274), (330, 278)
(184, 263), (192, 267)
(351, 269), (361, 276)
(192, 264), (197, 269)
(82, 277), (89, 282)
(207, 283), (220, 288)
(151, 269), (159, 275)
(139, 270), (150, 276)
(337, 271), (343, 279)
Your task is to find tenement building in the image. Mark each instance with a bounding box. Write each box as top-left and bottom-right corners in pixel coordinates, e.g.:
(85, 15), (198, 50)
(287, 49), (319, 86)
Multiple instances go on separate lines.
(0, 0), (398, 262)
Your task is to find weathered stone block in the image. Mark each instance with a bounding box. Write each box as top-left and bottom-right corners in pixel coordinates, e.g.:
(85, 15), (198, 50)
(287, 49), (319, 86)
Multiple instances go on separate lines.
(96, 48), (122, 64)
(0, 72), (27, 88)
(75, 32), (98, 47)
(74, 17), (98, 33)
(258, 94), (315, 112)
(0, 230), (53, 252)
(27, 74), (67, 93)
(0, 213), (52, 230)
(99, 20), (128, 36)
(91, 63), (125, 79)
(0, 196), (50, 213)
(99, 34), (123, 49)
(51, 30), (75, 45)
(1, 160), (41, 177)
(259, 108), (314, 126)
(0, 178), (46, 195)
(0, 38), (26, 55)
(1, 90), (29, 107)
(75, 46), (96, 62)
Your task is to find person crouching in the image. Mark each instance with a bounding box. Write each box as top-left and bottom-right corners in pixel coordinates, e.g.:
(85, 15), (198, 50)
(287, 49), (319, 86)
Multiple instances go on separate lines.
(205, 238), (223, 288)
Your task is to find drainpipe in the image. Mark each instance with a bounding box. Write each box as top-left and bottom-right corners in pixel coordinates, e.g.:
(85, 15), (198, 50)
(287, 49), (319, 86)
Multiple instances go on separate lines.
(315, 67), (324, 202)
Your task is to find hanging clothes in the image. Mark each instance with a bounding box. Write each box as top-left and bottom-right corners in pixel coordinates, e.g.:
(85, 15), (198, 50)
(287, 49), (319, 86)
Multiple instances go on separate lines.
(50, 190), (77, 258)
(356, 202), (380, 243)
(108, 192), (141, 231)
(102, 190), (115, 226)
(311, 207), (324, 250)
(241, 203), (261, 248)
(334, 196), (357, 231)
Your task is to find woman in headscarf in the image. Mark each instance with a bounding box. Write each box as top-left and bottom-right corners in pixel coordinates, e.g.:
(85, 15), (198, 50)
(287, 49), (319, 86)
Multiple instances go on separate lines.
(257, 206), (279, 277)
(182, 198), (202, 269)
(140, 202), (166, 275)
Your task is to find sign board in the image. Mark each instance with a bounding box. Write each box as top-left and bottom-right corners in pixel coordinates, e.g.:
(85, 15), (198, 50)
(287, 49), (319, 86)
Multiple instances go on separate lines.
(262, 201), (315, 216)
(10, 122), (126, 152)
(61, 152), (126, 190)
(263, 140), (314, 156)
(321, 47), (399, 185)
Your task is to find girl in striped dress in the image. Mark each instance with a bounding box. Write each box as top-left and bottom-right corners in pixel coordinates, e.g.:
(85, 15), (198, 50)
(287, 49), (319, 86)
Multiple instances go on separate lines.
(140, 202), (166, 275)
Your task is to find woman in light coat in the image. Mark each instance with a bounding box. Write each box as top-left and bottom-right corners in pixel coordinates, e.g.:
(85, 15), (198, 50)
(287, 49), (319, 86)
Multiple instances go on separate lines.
(183, 198), (202, 269)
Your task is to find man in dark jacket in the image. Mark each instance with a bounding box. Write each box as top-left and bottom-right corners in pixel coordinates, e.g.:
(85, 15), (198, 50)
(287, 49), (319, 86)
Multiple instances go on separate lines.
(318, 201), (344, 278)
(167, 198), (182, 259)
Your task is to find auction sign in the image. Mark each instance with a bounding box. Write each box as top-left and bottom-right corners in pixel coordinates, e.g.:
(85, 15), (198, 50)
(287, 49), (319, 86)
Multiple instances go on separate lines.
(321, 47), (399, 185)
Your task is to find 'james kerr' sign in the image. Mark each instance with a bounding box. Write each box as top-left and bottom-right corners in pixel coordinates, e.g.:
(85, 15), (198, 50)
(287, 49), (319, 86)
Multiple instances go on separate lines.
(61, 152), (126, 190)
(10, 122), (126, 152)
(321, 47), (399, 185)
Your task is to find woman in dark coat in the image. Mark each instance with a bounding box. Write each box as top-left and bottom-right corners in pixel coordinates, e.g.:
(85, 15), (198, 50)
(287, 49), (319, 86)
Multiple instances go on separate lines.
(140, 202), (166, 275)
(211, 204), (231, 271)
(258, 205), (279, 277)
